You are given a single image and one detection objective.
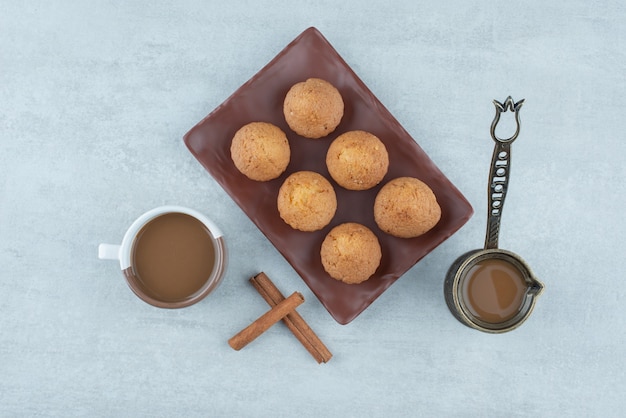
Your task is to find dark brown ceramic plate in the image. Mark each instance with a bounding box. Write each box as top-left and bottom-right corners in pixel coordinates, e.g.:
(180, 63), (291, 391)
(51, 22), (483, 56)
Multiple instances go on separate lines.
(184, 27), (473, 324)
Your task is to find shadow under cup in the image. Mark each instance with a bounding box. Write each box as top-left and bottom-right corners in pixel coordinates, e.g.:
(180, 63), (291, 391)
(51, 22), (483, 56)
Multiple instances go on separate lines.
(101, 206), (227, 308)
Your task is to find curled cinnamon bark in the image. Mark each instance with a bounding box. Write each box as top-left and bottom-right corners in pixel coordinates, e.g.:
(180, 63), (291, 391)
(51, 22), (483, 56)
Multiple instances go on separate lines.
(228, 291), (304, 351)
(250, 272), (332, 363)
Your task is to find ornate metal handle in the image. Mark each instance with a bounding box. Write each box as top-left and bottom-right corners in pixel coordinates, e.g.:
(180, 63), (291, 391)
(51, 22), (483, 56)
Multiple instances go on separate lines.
(484, 97), (524, 250)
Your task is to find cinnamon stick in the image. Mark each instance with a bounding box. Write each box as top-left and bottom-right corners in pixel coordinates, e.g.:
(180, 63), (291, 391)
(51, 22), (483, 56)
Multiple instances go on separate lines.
(250, 272), (332, 363)
(228, 291), (304, 351)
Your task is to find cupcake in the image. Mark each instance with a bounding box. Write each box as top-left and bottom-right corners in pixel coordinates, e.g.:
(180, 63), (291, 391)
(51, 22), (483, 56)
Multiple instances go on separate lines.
(283, 78), (344, 139)
(277, 171), (337, 231)
(320, 223), (382, 284)
(374, 177), (441, 238)
(230, 122), (290, 181)
(326, 130), (389, 190)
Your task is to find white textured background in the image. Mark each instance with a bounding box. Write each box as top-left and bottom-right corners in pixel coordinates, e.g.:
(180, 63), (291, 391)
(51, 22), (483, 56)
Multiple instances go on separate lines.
(1, 1), (624, 416)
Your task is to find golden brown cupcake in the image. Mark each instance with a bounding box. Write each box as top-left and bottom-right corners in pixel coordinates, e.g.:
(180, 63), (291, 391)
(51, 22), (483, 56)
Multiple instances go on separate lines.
(374, 177), (441, 238)
(230, 122), (291, 181)
(326, 130), (389, 190)
(320, 223), (382, 284)
(283, 78), (344, 139)
(277, 171), (337, 231)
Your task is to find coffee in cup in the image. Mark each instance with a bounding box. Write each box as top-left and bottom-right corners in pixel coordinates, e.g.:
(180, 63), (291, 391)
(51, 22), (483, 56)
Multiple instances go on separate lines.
(99, 206), (227, 308)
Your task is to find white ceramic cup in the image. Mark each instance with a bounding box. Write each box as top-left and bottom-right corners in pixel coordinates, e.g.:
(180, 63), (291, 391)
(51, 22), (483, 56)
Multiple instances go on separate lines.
(98, 206), (227, 308)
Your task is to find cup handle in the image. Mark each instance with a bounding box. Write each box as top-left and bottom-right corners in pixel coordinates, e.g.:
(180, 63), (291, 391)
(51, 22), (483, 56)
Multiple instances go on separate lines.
(98, 244), (121, 260)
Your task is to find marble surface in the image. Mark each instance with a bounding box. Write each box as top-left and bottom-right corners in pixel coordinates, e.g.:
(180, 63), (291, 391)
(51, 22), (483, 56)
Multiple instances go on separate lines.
(1, 1), (624, 416)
